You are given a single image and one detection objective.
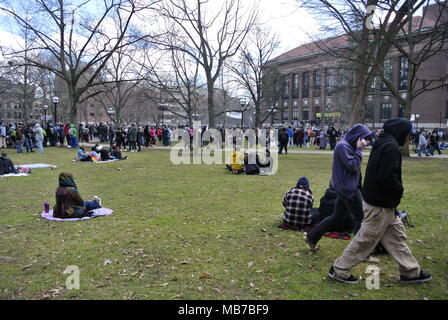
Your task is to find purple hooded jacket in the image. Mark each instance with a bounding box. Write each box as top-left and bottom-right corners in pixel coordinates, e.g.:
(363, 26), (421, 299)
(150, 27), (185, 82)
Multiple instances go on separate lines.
(331, 124), (371, 198)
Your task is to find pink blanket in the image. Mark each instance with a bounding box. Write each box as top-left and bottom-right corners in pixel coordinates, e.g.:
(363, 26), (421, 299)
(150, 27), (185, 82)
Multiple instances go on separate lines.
(41, 208), (113, 221)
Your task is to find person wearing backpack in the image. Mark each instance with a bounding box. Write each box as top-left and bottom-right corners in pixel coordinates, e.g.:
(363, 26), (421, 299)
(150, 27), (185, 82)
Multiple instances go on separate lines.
(328, 118), (432, 284)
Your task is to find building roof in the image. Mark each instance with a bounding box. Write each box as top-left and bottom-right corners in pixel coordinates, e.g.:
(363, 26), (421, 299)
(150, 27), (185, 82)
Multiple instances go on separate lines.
(267, 2), (446, 66)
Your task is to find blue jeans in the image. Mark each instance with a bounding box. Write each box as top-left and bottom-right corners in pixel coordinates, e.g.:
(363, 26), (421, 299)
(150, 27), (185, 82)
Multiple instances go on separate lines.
(418, 145), (428, 157)
(84, 200), (101, 212)
(24, 137), (33, 152)
(307, 190), (364, 244)
(36, 140), (44, 153)
(16, 139), (23, 153)
(70, 136), (78, 148)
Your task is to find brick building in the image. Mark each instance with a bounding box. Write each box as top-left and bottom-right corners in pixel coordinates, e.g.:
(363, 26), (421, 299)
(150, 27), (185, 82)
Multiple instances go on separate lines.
(264, 2), (448, 130)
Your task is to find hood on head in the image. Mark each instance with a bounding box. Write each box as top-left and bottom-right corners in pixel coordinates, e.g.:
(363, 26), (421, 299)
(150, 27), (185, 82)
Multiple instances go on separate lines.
(70, 124), (75, 128)
(383, 118), (414, 146)
(58, 172), (77, 189)
(343, 124), (371, 148)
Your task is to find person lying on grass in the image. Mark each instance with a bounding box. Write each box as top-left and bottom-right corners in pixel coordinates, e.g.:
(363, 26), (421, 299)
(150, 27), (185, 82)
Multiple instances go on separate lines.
(73, 146), (100, 162)
(53, 172), (102, 219)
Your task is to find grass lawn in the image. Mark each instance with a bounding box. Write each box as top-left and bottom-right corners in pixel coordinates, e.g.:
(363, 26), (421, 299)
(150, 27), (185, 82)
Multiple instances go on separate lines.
(0, 146), (447, 300)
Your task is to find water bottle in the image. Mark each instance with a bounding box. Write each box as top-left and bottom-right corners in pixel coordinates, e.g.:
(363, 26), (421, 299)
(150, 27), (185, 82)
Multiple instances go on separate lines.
(44, 201), (50, 213)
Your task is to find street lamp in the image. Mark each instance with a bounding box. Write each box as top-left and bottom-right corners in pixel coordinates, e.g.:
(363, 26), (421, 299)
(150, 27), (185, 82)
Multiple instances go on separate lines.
(52, 96), (59, 124)
(159, 102), (168, 126)
(107, 108), (115, 123)
(43, 105), (48, 126)
(239, 98), (246, 128)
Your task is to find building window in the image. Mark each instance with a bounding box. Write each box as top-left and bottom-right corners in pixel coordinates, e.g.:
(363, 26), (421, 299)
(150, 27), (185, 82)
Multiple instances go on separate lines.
(365, 103), (373, 121)
(292, 74), (299, 99)
(292, 107), (299, 120)
(382, 58), (393, 90)
(399, 56), (408, 90)
(380, 103), (392, 120)
(302, 107), (309, 121)
(282, 108), (289, 121)
(326, 69), (335, 96)
(313, 70), (321, 97)
(274, 112), (279, 121)
(283, 75), (290, 99)
(302, 72), (310, 98)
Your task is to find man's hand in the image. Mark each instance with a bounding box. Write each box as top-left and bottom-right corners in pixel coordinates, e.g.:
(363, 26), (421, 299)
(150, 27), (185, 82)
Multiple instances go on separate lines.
(357, 138), (367, 149)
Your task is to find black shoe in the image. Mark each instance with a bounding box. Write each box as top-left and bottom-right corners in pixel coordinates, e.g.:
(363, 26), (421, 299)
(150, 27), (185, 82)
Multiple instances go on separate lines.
(328, 266), (358, 284)
(400, 271), (432, 284)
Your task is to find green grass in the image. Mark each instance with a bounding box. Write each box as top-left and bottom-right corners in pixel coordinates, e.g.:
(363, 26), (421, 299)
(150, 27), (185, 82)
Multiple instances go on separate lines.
(0, 146), (447, 300)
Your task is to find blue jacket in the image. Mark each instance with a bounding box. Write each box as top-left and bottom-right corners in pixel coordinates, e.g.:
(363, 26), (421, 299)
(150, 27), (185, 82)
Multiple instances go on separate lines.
(331, 124), (371, 198)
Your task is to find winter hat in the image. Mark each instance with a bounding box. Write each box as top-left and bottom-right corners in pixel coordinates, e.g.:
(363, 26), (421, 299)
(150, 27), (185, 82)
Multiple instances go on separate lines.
(297, 176), (310, 189)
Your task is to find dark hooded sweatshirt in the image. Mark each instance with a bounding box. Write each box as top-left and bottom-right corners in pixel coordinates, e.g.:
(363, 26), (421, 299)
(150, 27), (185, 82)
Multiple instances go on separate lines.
(53, 172), (86, 219)
(332, 124), (371, 199)
(362, 118), (412, 208)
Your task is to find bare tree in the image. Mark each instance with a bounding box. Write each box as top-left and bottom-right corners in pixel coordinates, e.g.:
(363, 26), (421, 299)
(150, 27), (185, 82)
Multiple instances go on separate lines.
(140, 43), (205, 128)
(227, 26), (281, 127)
(299, 0), (430, 125)
(0, 0), (156, 125)
(153, 0), (258, 128)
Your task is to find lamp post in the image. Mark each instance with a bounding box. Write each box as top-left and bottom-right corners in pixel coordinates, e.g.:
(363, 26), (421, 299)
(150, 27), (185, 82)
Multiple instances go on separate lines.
(107, 108), (115, 123)
(43, 105), (48, 127)
(159, 102), (168, 126)
(52, 96), (59, 124)
(239, 98), (246, 128)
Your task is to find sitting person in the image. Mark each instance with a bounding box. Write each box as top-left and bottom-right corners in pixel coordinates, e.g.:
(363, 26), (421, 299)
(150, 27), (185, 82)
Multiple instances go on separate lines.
(279, 177), (318, 230)
(244, 152), (260, 175)
(110, 144), (127, 160)
(53, 172), (102, 219)
(0, 152), (19, 175)
(74, 147), (90, 162)
(226, 148), (244, 174)
(96, 145), (111, 161)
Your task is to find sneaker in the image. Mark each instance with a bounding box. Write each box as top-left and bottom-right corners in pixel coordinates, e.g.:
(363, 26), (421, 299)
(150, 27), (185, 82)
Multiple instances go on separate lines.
(400, 271), (432, 284)
(304, 236), (320, 253)
(93, 196), (102, 207)
(328, 266), (358, 284)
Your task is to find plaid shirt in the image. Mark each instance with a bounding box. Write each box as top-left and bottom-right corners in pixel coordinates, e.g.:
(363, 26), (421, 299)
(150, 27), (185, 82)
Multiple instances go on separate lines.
(282, 187), (314, 228)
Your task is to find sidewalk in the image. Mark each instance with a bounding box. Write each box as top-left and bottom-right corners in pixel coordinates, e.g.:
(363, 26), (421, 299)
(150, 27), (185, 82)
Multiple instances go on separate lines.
(81, 139), (448, 159)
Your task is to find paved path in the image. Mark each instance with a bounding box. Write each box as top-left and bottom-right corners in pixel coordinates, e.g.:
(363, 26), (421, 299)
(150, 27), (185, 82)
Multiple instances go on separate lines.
(81, 140), (448, 159)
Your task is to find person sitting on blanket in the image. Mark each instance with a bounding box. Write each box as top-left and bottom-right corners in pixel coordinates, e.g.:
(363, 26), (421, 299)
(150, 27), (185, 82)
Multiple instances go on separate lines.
(279, 177), (318, 230)
(95, 145), (111, 161)
(53, 172), (102, 219)
(110, 144), (127, 160)
(0, 152), (19, 175)
(74, 147), (90, 162)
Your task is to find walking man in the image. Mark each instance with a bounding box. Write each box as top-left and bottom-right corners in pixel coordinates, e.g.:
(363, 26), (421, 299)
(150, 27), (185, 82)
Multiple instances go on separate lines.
(328, 118), (432, 284)
(305, 124), (371, 252)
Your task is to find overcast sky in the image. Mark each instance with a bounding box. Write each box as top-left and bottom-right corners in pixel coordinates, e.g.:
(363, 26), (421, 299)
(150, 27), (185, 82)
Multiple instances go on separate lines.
(257, 0), (319, 55)
(0, 0), (318, 59)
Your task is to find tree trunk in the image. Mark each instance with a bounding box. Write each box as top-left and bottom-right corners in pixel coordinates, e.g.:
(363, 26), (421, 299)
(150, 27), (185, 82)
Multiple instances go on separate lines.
(207, 83), (215, 128)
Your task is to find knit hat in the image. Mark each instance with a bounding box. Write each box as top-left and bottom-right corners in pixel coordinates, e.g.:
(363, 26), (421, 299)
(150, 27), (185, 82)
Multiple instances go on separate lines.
(297, 176), (310, 189)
